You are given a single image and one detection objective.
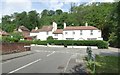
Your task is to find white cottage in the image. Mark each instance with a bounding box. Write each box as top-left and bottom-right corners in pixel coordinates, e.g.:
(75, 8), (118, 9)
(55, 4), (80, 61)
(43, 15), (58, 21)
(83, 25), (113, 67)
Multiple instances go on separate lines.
(63, 23), (103, 40)
(30, 22), (57, 40)
(30, 22), (103, 40)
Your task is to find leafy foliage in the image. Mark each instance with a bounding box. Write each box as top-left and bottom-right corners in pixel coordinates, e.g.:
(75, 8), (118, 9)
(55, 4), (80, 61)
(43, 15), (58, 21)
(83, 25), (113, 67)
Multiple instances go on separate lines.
(1, 2), (119, 47)
(47, 36), (54, 40)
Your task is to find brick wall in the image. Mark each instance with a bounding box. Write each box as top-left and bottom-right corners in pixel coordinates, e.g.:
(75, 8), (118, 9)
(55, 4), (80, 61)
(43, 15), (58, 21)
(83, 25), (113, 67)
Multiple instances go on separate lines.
(0, 43), (31, 55)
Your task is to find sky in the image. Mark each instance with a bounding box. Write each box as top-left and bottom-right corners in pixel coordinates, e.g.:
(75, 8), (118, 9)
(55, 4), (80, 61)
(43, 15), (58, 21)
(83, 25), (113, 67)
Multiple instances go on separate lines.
(0, 0), (116, 23)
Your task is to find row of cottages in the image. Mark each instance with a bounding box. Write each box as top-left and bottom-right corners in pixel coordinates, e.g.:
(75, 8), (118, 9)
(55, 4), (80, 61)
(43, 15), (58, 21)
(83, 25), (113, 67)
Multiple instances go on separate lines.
(30, 22), (103, 40)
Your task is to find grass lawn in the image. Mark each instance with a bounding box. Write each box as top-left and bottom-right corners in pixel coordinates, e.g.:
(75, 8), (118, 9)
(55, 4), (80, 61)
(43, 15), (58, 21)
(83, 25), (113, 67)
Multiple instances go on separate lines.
(94, 55), (120, 73)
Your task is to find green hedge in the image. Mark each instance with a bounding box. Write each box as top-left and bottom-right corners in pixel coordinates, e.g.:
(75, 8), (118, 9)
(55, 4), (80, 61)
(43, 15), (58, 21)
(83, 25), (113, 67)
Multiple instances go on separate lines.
(19, 40), (108, 49)
(2, 36), (19, 42)
(47, 40), (108, 49)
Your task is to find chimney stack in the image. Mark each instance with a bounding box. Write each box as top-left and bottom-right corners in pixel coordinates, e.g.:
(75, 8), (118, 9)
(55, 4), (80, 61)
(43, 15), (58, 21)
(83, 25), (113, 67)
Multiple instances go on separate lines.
(64, 23), (66, 29)
(85, 22), (88, 26)
(35, 27), (38, 30)
(52, 22), (57, 31)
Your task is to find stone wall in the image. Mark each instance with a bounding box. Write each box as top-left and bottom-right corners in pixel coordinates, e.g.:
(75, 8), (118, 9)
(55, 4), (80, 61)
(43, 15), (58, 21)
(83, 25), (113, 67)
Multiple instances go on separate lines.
(0, 43), (31, 55)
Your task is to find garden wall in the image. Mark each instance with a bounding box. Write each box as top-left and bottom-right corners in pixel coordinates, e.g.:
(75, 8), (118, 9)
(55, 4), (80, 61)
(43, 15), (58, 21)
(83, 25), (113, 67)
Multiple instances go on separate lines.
(0, 43), (31, 55)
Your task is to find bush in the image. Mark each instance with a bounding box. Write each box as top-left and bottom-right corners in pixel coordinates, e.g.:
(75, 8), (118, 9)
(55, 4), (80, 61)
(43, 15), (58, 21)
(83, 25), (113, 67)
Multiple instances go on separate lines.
(108, 32), (117, 47)
(18, 40), (108, 49)
(19, 40), (33, 44)
(2, 36), (19, 42)
(46, 40), (108, 49)
(47, 36), (53, 40)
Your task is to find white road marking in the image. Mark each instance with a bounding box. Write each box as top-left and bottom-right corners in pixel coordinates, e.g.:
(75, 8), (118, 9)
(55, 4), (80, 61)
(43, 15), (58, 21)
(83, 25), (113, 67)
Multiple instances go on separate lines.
(47, 51), (55, 57)
(63, 54), (74, 73)
(8, 58), (41, 74)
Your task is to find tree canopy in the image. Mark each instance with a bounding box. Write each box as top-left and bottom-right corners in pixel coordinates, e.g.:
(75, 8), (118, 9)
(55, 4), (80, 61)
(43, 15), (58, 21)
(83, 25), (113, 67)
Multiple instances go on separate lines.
(1, 2), (119, 47)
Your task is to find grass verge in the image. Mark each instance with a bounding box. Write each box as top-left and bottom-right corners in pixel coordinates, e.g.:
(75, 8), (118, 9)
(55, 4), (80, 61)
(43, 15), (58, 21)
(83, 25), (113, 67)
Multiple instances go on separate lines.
(85, 55), (120, 74)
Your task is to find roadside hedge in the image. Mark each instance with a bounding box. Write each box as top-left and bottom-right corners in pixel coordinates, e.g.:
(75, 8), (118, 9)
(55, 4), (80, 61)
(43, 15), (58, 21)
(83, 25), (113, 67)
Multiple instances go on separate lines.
(47, 40), (108, 49)
(19, 40), (108, 49)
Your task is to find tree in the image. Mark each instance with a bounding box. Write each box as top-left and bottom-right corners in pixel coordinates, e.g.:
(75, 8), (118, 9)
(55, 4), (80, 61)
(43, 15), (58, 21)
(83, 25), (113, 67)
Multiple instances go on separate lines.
(28, 10), (40, 30)
(14, 11), (28, 28)
(116, 1), (120, 48)
(56, 9), (63, 15)
(47, 36), (53, 40)
(48, 10), (55, 16)
(41, 9), (49, 17)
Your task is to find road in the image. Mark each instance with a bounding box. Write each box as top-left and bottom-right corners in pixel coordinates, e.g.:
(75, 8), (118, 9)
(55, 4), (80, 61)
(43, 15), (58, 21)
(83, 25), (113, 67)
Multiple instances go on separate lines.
(2, 46), (87, 74)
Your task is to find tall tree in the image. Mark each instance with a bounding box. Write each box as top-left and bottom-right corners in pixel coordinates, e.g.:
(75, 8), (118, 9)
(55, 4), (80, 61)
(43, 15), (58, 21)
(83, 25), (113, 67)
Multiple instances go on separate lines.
(116, 1), (120, 48)
(15, 11), (28, 28)
(28, 10), (40, 30)
(56, 9), (63, 15)
(41, 9), (49, 17)
(48, 10), (55, 16)
(2, 15), (11, 25)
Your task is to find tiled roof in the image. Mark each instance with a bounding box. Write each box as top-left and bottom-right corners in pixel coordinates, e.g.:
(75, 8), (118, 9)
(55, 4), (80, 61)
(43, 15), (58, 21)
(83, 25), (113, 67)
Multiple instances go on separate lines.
(31, 29), (39, 33)
(19, 26), (30, 31)
(53, 29), (63, 34)
(40, 26), (53, 31)
(31, 26), (53, 33)
(64, 26), (98, 30)
(0, 29), (9, 36)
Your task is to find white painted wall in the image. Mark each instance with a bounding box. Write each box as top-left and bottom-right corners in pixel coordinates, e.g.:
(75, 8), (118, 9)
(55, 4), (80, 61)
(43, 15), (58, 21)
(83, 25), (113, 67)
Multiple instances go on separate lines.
(36, 31), (53, 40)
(30, 29), (102, 40)
(52, 34), (63, 40)
(63, 30), (103, 40)
(30, 33), (38, 37)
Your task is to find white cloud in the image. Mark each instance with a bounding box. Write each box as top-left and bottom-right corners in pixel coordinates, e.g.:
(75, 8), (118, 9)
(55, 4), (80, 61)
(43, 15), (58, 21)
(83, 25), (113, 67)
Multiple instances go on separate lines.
(1, 0), (32, 15)
(101, 0), (114, 2)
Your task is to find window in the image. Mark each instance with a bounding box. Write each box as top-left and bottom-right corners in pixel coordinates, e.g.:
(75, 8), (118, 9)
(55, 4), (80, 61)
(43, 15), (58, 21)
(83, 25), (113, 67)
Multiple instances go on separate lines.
(46, 32), (48, 35)
(54, 38), (58, 40)
(65, 32), (68, 35)
(73, 32), (75, 35)
(87, 38), (97, 40)
(54, 34), (58, 36)
(80, 30), (82, 35)
(90, 30), (93, 35)
(66, 38), (74, 40)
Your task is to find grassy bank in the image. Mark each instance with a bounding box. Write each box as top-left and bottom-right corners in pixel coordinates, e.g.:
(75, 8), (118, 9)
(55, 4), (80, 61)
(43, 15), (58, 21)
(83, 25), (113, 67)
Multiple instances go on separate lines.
(86, 55), (120, 74)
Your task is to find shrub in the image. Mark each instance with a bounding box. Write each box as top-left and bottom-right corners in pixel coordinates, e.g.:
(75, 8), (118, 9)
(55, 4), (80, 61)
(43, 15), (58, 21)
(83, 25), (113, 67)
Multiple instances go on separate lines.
(37, 40), (47, 45)
(19, 40), (108, 49)
(19, 40), (33, 44)
(47, 36), (53, 40)
(2, 36), (19, 42)
(46, 40), (108, 49)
